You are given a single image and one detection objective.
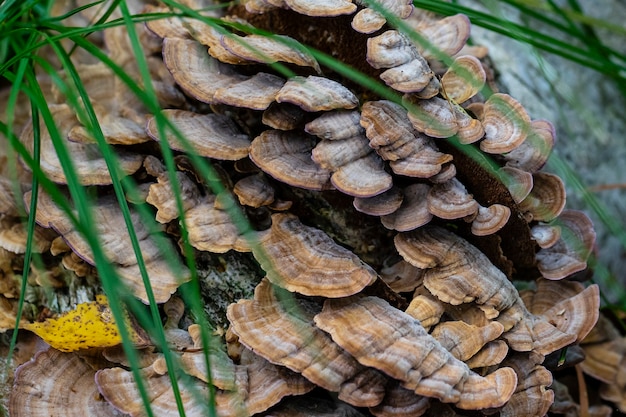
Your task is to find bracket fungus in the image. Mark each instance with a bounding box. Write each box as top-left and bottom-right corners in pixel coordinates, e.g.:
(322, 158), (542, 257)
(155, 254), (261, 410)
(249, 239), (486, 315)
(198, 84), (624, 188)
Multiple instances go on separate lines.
(254, 213), (378, 297)
(4, 1), (608, 416)
(26, 190), (190, 304)
(315, 296), (517, 410)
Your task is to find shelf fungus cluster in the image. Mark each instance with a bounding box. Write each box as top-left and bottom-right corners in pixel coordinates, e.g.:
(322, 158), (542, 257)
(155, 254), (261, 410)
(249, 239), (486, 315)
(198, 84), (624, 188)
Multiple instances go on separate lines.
(3, 0), (619, 416)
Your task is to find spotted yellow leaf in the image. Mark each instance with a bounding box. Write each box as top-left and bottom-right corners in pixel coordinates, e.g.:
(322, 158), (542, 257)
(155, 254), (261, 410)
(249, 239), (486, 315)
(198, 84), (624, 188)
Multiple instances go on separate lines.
(24, 295), (148, 352)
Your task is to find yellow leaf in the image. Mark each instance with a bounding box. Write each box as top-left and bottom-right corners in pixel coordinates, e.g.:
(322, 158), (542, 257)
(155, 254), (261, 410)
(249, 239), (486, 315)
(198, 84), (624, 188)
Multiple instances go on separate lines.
(24, 295), (147, 352)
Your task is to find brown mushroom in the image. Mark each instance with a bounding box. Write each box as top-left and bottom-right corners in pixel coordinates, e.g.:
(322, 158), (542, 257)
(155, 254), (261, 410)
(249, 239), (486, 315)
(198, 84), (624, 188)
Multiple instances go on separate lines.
(233, 174), (275, 208)
(143, 156), (203, 223)
(379, 258), (425, 293)
(530, 223), (562, 249)
(464, 340), (509, 369)
(146, 109), (251, 161)
(405, 288), (445, 330)
(276, 76), (359, 112)
(480, 93), (531, 154)
(441, 55), (486, 104)
(220, 33), (320, 71)
(249, 130), (333, 191)
(381, 183), (432, 232)
(330, 153), (393, 198)
(162, 38), (247, 104)
(518, 172), (566, 222)
(499, 354), (554, 417)
(20, 104), (143, 185)
(379, 57), (434, 93)
(405, 96), (458, 138)
(499, 165), (534, 204)
(254, 213), (377, 297)
(314, 296), (517, 410)
(366, 30), (420, 69)
(10, 349), (121, 417)
(470, 204), (511, 236)
(361, 100), (424, 161)
(351, 0), (412, 34)
(369, 382), (430, 417)
(504, 119), (555, 172)
(395, 226), (517, 315)
(213, 72), (285, 110)
(535, 210), (595, 279)
(353, 186), (404, 217)
(311, 135), (372, 171)
(427, 178), (479, 220)
(227, 278), (388, 407)
(430, 320), (505, 362)
(27, 190), (190, 304)
(410, 14), (471, 60)
(262, 102), (306, 131)
(185, 194), (252, 253)
(305, 110), (364, 141)
(283, 0), (357, 16)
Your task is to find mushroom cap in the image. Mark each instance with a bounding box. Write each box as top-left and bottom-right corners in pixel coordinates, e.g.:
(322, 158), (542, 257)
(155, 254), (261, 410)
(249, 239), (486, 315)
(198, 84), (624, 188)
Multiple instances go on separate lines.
(427, 177), (479, 220)
(412, 14), (471, 60)
(518, 172), (566, 222)
(330, 154), (393, 198)
(213, 72), (285, 110)
(146, 109), (251, 160)
(441, 55), (486, 104)
(351, 0), (413, 34)
(366, 30), (420, 69)
(471, 204), (511, 236)
(465, 340), (509, 369)
(480, 93), (531, 154)
(312, 135), (372, 171)
(162, 38), (247, 104)
(353, 186), (404, 217)
(249, 130), (333, 191)
(526, 279), (600, 343)
(10, 349), (123, 417)
(226, 278), (387, 407)
(351, 8), (387, 35)
(254, 213), (378, 297)
(220, 33), (320, 71)
(388, 143), (452, 178)
(369, 382), (430, 417)
(405, 96), (459, 139)
(283, 0), (357, 16)
(430, 321), (505, 362)
(530, 223), (561, 249)
(314, 296), (517, 409)
(27, 191), (190, 304)
(276, 76), (359, 112)
(535, 209), (595, 279)
(233, 174), (275, 208)
(262, 102), (306, 131)
(305, 110), (364, 140)
(185, 195), (251, 253)
(0, 219), (53, 254)
(499, 166), (534, 204)
(504, 119), (555, 172)
(454, 107), (485, 144)
(97, 363), (246, 417)
(379, 57), (434, 93)
(381, 183), (432, 232)
(394, 226), (519, 314)
(360, 100), (420, 161)
(144, 158), (203, 223)
(499, 355), (554, 417)
(20, 104), (143, 185)
(379, 258), (425, 293)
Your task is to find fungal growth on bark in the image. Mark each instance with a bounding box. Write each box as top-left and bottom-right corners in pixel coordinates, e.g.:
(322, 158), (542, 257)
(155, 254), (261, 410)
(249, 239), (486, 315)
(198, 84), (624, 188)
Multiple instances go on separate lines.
(2, 0), (614, 416)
